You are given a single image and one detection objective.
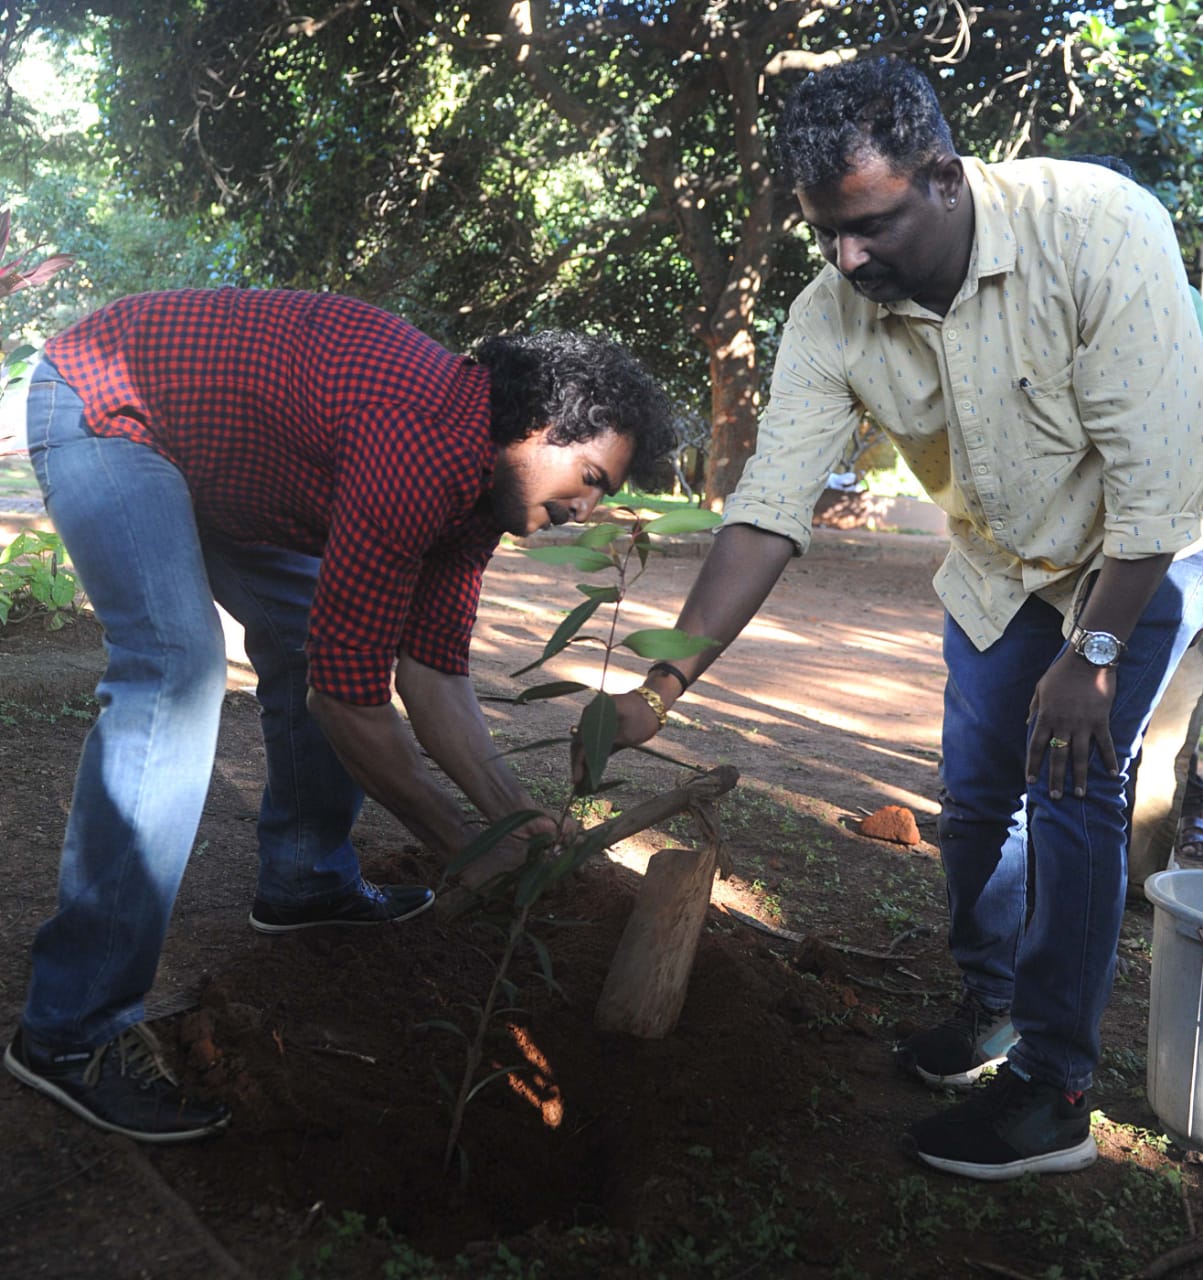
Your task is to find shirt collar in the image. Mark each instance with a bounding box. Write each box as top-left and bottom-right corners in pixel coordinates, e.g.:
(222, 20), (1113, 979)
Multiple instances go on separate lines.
(960, 156), (1018, 284)
(878, 155), (1018, 319)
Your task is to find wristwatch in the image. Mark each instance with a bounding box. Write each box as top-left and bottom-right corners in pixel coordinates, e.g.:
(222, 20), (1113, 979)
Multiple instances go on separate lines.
(1069, 624), (1127, 668)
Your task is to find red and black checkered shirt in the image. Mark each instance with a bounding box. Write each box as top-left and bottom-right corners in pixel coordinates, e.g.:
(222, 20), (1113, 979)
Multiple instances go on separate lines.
(46, 288), (499, 704)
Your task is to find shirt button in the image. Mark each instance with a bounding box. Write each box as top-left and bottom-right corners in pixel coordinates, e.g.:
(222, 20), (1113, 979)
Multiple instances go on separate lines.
(975, 465), (988, 475)
(960, 400), (973, 411)
(946, 328), (959, 341)
(991, 519), (1005, 530)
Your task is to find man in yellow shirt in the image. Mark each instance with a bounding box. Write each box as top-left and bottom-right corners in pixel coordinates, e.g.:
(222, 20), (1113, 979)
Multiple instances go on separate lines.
(587, 58), (1203, 1179)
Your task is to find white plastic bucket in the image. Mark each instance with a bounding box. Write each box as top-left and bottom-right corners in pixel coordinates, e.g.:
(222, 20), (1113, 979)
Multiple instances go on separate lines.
(1144, 870), (1203, 1148)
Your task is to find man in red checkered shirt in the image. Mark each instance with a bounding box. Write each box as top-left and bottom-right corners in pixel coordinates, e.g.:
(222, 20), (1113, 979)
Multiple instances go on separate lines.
(5, 287), (675, 1144)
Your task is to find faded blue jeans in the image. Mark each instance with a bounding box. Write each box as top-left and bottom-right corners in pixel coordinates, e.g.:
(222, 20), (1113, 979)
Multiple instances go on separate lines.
(21, 360), (364, 1048)
(939, 569), (1203, 1093)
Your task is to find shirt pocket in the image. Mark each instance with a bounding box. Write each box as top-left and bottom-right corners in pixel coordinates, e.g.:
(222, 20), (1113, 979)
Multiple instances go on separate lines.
(1016, 361), (1088, 458)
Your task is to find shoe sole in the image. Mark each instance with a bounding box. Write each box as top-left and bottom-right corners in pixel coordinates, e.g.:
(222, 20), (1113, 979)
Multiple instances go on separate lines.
(913, 1133), (1098, 1181)
(3, 1044), (231, 1145)
(247, 888), (435, 934)
(914, 1051), (1011, 1091)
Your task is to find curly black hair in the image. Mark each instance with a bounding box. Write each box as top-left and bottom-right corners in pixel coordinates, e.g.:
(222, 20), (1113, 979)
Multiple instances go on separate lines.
(1066, 153), (1134, 179)
(776, 58), (956, 192)
(474, 329), (678, 491)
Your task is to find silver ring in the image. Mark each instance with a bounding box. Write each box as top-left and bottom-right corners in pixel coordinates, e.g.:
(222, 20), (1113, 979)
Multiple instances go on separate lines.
(1049, 736), (1070, 750)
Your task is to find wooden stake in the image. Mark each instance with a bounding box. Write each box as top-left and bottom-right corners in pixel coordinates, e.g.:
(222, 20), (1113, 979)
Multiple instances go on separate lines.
(594, 844), (718, 1039)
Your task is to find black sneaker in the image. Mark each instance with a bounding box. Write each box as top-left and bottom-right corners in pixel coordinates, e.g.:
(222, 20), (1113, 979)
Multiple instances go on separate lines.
(895, 993), (1018, 1089)
(906, 1062), (1097, 1180)
(248, 878), (434, 934)
(1170, 813), (1203, 870)
(4, 1023), (231, 1144)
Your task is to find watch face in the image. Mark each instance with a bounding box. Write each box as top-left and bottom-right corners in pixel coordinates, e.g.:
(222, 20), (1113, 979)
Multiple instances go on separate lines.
(1081, 632), (1120, 665)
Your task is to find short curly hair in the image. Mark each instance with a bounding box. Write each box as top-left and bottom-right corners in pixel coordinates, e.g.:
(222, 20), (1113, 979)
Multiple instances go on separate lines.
(777, 58), (956, 192)
(474, 329), (678, 491)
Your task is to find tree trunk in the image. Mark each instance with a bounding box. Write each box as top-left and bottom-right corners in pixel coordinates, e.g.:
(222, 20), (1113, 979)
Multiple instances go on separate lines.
(704, 324), (761, 505)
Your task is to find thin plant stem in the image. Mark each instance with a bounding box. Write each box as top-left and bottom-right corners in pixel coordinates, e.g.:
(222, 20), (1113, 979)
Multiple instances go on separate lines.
(443, 902), (532, 1173)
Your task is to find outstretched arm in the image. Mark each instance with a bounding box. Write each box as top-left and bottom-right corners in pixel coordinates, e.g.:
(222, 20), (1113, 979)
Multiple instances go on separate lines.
(573, 523), (796, 778)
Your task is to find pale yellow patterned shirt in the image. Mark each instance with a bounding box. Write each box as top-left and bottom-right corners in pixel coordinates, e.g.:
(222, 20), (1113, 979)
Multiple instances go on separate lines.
(725, 156), (1203, 649)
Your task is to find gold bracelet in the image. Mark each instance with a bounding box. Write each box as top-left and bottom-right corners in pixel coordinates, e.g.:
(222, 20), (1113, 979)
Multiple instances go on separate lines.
(632, 684), (668, 727)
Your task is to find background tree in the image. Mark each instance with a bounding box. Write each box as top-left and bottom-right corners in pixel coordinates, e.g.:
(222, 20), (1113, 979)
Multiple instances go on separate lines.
(1042, 0), (1203, 286)
(29, 1), (1202, 499)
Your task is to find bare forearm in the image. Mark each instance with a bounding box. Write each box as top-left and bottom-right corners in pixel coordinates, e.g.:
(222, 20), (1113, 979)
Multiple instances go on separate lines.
(394, 654), (538, 822)
(1074, 553), (1175, 642)
(306, 688), (468, 857)
(577, 524), (797, 769)
(651, 523), (795, 702)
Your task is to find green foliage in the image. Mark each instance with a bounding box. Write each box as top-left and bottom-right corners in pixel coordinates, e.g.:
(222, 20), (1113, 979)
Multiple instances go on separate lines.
(0, 32), (242, 346)
(1, 341), (38, 399)
(0, 529), (80, 629)
(504, 506), (721, 798)
(28, 0), (1106, 500)
(1047, 2), (1203, 276)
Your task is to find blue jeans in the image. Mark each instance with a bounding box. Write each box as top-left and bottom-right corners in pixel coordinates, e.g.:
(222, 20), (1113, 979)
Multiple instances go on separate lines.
(22, 360), (364, 1047)
(939, 571), (1203, 1092)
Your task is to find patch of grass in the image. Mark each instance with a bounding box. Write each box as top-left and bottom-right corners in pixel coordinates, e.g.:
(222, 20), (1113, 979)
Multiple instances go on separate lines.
(0, 694), (96, 725)
(284, 1148), (872, 1279)
(1098, 1044), (1146, 1091)
(749, 877), (784, 921)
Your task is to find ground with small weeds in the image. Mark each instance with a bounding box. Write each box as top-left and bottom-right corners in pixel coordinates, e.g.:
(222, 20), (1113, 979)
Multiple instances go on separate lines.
(1, 531), (1201, 1280)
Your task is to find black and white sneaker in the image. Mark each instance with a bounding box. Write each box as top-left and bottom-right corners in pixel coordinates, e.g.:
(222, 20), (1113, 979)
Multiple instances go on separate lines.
(895, 992), (1018, 1089)
(906, 1063), (1097, 1181)
(4, 1022), (230, 1144)
(249, 878), (434, 934)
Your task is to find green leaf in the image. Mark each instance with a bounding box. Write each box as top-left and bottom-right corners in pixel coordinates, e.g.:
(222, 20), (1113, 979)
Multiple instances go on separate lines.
(632, 529), (650, 570)
(513, 680), (590, 704)
(415, 1019), (470, 1041)
(447, 808), (543, 875)
(431, 1064), (457, 1104)
(49, 573), (76, 609)
(577, 690), (617, 791)
(575, 583), (620, 602)
(540, 595), (603, 663)
(515, 859), (550, 908)
(524, 930), (564, 995)
(2, 343), (36, 367)
(520, 545), (613, 572)
(643, 508), (722, 535)
(620, 628), (720, 660)
(509, 595), (603, 677)
(465, 1064), (527, 1105)
(0, 531), (37, 566)
(573, 522), (626, 549)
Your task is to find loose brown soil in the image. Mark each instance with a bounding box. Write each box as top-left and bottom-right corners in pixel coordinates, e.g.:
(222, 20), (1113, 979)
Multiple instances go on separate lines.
(1, 529), (1200, 1280)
